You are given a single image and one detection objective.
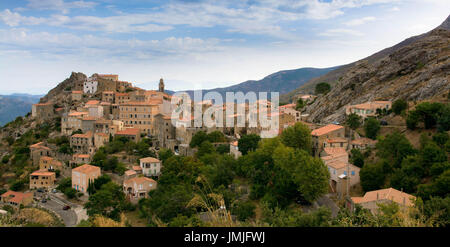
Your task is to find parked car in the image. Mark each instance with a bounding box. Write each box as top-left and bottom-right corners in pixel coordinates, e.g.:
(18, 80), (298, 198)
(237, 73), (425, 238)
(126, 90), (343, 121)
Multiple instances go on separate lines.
(380, 120), (388, 126)
(41, 198), (47, 203)
(37, 188), (44, 193)
(51, 189), (57, 193)
(63, 205), (71, 210)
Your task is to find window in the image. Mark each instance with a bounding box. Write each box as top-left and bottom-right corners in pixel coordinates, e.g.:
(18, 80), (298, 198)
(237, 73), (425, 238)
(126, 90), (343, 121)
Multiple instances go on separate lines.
(351, 171), (355, 176)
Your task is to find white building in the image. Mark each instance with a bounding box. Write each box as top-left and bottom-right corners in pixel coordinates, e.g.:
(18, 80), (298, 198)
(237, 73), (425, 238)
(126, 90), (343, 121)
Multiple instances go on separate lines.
(84, 77), (98, 94)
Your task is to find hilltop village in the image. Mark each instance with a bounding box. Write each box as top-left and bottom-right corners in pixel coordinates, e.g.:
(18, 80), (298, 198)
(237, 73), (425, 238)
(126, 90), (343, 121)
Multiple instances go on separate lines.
(0, 72), (448, 227)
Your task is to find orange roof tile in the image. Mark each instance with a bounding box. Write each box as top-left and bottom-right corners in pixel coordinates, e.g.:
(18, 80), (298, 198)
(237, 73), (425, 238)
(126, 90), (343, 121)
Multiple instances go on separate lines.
(72, 164), (100, 174)
(352, 188), (415, 207)
(1, 191), (33, 204)
(140, 157), (160, 163)
(311, 124), (343, 136)
(31, 170), (55, 176)
(323, 147), (347, 156)
(116, 128), (140, 136)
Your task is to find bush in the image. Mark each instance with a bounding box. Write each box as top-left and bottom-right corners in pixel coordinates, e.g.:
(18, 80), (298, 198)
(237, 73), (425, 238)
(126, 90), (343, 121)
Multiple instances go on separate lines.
(360, 162), (385, 192)
(364, 118), (380, 140)
(315, 82), (331, 95)
(232, 201), (256, 221)
(64, 188), (77, 199)
(392, 99), (407, 115)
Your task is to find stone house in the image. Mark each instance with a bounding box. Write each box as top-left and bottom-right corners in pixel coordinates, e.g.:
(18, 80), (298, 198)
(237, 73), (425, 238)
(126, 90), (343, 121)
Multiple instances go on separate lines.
(39, 156), (63, 171)
(32, 102), (54, 120)
(30, 142), (53, 166)
(140, 157), (162, 177)
(345, 101), (392, 118)
(349, 188), (416, 214)
(123, 176), (157, 203)
(70, 131), (95, 155)
(30, 170), (56, 190)
(71, 91), (83, 101)
(311, 124), (345, 156)
(115, 128), (141, 143)
(72, 164), (101, 193)
(1, 191), (33, 208)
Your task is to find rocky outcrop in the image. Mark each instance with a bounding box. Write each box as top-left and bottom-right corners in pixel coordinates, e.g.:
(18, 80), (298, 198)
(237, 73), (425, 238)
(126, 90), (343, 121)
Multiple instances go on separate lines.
(300, 17), (450, 123)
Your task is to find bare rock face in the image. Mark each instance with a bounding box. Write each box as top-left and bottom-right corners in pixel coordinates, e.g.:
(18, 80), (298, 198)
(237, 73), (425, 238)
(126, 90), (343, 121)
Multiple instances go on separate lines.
(304, 27), (450, 124)
(40, 72), (87, 104)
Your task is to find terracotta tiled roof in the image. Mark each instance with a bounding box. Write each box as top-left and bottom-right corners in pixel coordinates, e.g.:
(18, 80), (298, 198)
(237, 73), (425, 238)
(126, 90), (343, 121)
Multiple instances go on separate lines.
(72, 131), (93, 138)
(72, 91), (83, 94)
(68, 111), (88, 117)
(140, 157), (160, 163)
(116, 128), (140, 136)
(73, 154), (91, 159)
(40, 156), (53, 161)
(86, 100), (100, 105)
(231, 141), (238, 146)
(124, 176), (156, 185)
(31, 170), (55, 176)
(1, 191), (32, 204)
(326, 138), (348, 143)
(72, 164), (100, 174)
(323, 147), (347, 156)
(326, 161), (348, 170)
(132, 166), (142, 171)
(29, 142), (50, 150)
(352, 188), (415, 207)
(125, 170), (137, 176)
(311, 124), (343, 136)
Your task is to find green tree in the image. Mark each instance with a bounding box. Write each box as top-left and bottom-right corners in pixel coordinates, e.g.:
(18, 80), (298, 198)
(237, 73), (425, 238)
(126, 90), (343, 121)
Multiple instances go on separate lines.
(216, 144), (230, 154)
(364, 117), (380, 140)
(238, 134), (261, 155)
(296, 98), (306, 111)
(376, 131), (415, 168)
(315, 82), (331, 95)
(232, 201), (256, 221)
(360, 162), (385, 192)
(64, 188), (77, 199)
(346, 113), (362, 130)
(190, 131), (208, 148)
(273, 145), (329, 203)
(158, 148), (174, 163)
(437, 104), (450, 131)
(350, 149), (364, 168)
(197, 141), (215, 157)
(206, 131), (227, 143)
(280, 122), (312, 153)
(392, 99), (408, 115)
(84, 182), (128, 221)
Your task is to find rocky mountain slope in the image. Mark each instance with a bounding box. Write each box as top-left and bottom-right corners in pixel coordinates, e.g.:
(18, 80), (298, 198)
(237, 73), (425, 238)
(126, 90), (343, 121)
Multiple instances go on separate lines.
(282, 15), (450, 103)
(296, 15), (450, 123)
(183, 66), (338, 101)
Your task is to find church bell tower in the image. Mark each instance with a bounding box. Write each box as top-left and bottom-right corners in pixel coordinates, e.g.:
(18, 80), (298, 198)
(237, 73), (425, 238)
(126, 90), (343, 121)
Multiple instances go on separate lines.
(159, 78), (164, 92)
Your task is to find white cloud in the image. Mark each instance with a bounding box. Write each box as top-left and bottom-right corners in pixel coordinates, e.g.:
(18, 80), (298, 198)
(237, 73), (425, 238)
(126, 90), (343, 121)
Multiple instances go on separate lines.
(319, 28), (364, 37)
(26, 0), (97, 13)
(0, 0), (402, 37)
(344, 16), (376, 26)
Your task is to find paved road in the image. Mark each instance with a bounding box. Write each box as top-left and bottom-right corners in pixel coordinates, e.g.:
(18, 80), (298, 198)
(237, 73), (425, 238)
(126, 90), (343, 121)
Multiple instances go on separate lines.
(315, 194), (340, 218)
(37, 193), (78, 227)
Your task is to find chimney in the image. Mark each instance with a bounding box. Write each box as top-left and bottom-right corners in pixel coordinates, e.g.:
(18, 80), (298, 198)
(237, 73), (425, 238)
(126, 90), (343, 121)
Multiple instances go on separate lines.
(376, 193), (379, 201)
(403, 197), (406, 205)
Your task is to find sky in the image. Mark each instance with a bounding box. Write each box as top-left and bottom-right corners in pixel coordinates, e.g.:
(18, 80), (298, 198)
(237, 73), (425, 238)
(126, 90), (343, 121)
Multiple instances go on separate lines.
(0, 0), (448, 95)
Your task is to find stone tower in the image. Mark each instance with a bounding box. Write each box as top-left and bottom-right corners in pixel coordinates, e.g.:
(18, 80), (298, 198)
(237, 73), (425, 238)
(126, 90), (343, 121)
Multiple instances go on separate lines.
(159, 78), (164, 92)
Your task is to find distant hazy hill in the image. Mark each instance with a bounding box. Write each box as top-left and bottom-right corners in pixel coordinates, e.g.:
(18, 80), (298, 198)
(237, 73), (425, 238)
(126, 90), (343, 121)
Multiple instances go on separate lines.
(181, 67), (338, 102)
(0, 94), (42, 126)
